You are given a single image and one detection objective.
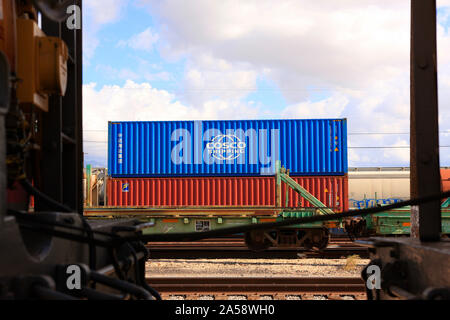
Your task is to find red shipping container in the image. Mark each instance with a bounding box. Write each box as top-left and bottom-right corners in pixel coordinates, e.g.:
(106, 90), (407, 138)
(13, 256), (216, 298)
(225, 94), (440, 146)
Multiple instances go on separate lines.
(442, 169), (450, 193)
(107, 176), (349, 212)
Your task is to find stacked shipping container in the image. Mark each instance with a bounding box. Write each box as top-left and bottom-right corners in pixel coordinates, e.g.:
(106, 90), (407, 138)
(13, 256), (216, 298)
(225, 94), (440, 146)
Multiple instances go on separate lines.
(107, 176), (349, 211)
(107, 119), (349, 211)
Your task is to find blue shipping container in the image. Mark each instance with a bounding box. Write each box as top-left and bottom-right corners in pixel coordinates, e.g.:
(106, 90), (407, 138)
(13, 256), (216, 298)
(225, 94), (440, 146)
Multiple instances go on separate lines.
(108, 119), (348, 177)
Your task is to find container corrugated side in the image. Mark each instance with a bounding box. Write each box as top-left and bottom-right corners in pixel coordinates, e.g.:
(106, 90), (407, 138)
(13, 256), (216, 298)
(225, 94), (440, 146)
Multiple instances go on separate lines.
(108, 119), (348, 177)
(442, 169), (450, 192)
(106, 176), (349, 212)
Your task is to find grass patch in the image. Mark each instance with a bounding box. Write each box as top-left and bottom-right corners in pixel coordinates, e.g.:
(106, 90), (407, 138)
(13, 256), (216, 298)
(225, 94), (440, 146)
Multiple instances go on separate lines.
(343, 255), (361, 271)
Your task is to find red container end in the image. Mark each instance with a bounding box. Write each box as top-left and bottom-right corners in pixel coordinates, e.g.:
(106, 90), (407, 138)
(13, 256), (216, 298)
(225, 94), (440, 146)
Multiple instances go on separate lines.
(282, 176), (348, 212)
(441, 169), (450, 193)
(107, 176), (349, 212)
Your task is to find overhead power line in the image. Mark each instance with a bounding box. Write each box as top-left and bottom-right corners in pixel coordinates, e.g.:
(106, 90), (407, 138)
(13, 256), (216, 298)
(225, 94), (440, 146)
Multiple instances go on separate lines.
(83, 140), (450, 149)
(84, 130), (450, 134)
(349, 146), (450, 149)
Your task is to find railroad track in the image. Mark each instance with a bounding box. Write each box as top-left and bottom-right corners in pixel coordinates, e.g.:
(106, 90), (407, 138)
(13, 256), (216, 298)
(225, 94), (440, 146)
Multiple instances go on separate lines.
(146, 237), (369, 259)
(146, 277), (367, 300)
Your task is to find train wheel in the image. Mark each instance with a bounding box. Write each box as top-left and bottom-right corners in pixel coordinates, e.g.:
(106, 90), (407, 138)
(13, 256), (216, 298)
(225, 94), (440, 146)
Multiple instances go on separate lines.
(303, 238), (313, 250)
(245, 230), (271, 252)
(312, 228), (330, 250)
(300, 228), (329, 251)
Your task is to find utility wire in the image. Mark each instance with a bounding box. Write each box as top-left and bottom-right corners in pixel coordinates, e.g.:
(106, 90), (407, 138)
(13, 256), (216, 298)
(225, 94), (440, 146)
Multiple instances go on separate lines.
(83, 130), (450, 134)
(82, 140), (450, 149)
(349, 146), (450, 149)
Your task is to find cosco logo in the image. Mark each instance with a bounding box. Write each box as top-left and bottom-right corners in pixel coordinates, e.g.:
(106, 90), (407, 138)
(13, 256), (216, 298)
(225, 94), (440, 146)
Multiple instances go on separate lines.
(206, 135), (247, 161)
(170, 124), (281, 175)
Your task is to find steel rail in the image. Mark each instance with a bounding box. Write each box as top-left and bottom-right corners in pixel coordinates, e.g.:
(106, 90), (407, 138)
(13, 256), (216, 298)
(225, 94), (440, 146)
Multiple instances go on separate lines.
(145, 277), (367, 300)
(145, 236), (368, 258)
(146, 246), (369, 259)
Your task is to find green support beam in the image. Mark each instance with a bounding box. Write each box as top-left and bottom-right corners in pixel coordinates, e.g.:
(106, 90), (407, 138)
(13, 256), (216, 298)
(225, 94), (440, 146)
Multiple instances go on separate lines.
(442, 197), (450, 208)
(275, 160), (335, 216)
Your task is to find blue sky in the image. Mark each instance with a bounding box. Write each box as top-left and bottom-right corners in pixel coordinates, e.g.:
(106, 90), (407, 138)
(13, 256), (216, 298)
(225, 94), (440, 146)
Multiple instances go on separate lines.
(83, 2), (289, 113)
(84, 5), (175, 88)
(82, 0), (450, 168)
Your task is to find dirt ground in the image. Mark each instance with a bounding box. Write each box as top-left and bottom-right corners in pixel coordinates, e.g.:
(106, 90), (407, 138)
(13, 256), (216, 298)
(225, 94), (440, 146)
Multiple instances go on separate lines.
(146, 256), (369, 278)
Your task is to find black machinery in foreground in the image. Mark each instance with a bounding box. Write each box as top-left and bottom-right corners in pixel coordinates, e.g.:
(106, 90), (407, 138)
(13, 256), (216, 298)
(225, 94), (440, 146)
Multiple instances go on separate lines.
(0, 0), (159, 300)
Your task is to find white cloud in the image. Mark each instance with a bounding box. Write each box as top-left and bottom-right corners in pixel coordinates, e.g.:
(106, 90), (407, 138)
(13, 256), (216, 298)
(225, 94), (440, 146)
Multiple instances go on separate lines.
(282, 93), (349, 119)
(180, 53), (258, 105)
(438, 0), (450, 7)
(83, 0), (128, 62)
(85, 0), (127, 25)
(83, 81), (260, 166)
(117, 27), (160, 52)
(140, 0), (410, 98)
(86, 0), (450, 166)
(95, 64), (171, 82)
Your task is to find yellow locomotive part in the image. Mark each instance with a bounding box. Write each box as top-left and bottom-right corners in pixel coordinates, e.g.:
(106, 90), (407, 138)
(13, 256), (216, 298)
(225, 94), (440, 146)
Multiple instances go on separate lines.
(16, 18), (68, 111)
(38, 36), (68, 95)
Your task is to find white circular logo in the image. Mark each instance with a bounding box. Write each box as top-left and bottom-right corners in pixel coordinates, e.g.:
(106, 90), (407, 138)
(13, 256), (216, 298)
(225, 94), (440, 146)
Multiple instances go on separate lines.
(206, 135), (247, 161)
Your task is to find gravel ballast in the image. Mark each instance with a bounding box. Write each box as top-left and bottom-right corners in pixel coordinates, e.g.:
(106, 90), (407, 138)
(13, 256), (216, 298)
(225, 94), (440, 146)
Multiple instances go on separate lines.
(146, 257), (370, 278)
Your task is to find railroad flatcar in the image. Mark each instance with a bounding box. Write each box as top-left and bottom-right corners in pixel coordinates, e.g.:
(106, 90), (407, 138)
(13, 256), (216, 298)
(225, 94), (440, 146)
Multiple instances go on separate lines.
(86, 162), (340, 251)
(85, 166), (450, 243)
(344, 204), (450, 239)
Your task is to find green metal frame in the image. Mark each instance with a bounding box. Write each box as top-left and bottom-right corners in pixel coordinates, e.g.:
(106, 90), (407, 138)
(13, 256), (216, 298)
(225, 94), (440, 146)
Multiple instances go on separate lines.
(85, 207), (327, 234)
(365, 206), (450, 235)
(142, 213), (323, 235)
(86, 164), (92, 206)
(275, 160), (335, 215)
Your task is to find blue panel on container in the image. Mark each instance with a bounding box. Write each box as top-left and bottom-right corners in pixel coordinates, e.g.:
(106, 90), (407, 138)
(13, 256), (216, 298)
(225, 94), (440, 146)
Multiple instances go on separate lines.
(108, 119), (348, 177)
